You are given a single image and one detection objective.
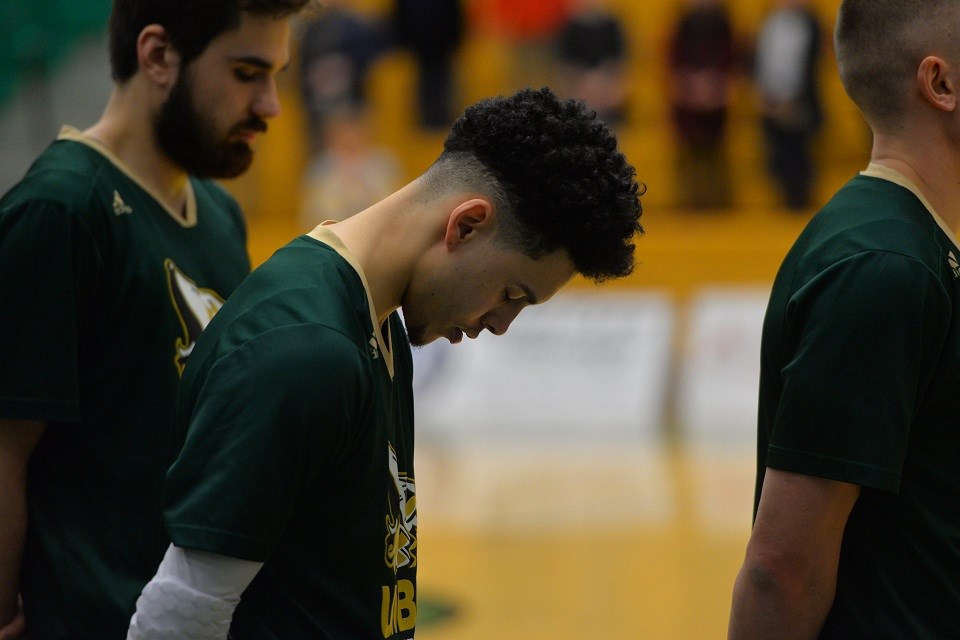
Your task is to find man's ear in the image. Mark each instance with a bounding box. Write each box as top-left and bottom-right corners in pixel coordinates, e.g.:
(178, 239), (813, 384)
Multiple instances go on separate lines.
(917, 55), (958, 113)
(137, 24), (181, 91)
(443, 198), (495, 250)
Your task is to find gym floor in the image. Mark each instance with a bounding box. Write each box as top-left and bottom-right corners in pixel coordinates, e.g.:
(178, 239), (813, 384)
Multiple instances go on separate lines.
(413, 443), (753, 639)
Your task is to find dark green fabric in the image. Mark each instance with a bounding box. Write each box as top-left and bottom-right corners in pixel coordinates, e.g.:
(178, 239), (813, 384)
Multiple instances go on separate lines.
(167, 236), (418, 639)
(0, 137), (249, 639)
(758, 174), (960, 637)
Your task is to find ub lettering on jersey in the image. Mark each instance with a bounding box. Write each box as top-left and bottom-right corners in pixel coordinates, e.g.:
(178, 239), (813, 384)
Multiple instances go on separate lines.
(382, 443), (417, 637)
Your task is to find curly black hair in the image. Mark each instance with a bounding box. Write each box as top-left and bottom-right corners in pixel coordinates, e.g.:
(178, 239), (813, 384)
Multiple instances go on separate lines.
(440, 87), (644, 282)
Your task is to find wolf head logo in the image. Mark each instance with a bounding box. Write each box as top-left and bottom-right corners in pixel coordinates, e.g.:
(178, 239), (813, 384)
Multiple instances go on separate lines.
(165, 259), (225, 375)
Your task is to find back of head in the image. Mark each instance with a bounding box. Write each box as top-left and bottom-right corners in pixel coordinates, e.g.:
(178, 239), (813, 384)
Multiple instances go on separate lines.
(109, 0), (311, 83)
(428, 87), (644, 282)
(835, 0), (956, 131)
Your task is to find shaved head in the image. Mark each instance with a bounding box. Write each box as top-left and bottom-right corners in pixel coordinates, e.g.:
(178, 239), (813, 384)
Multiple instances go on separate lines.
(836, 0), (960, 131)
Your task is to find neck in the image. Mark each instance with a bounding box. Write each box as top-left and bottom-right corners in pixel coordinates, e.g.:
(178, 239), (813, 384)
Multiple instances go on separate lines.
(312, 181), (429, 324)
(870, 127), (960, 234)
(85, 86), (190, 216)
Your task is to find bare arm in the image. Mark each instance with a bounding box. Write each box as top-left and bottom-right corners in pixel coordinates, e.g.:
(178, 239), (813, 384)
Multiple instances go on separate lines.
(0, 419), (46, 630)
(728, 467), (860, 640)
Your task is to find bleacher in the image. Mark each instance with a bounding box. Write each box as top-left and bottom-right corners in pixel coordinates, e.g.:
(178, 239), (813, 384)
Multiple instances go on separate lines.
(236, 0), (871, 299)
(0, 0), (871, 296)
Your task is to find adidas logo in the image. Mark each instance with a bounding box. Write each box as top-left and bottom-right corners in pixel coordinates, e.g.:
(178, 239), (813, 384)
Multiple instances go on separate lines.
(369, 337), (380, 359)
(112, 190), (133, 216)
(948, 251), (960, 278)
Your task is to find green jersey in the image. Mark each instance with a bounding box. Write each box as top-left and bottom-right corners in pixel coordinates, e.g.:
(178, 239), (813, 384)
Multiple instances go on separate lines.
(0, 128), (249, 639)
(165, 229), (418, 639)
(758, 166), (960, 637)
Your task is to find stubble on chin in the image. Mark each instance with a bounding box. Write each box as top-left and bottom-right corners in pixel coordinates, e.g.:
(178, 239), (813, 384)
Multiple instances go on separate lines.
(405, 324), (428, 348)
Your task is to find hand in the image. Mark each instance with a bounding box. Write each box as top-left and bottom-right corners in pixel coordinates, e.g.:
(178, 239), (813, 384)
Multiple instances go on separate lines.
(0, 602), (26, 640)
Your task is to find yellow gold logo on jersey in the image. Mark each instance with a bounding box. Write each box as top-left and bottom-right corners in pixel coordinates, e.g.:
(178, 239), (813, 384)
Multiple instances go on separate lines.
(165, 259), (226, 375)
(381, 442), (417, 637)
(381, 580), (416, 637)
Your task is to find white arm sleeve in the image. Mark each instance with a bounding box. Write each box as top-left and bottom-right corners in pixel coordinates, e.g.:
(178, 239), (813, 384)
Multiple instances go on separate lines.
(126, 544), (264, 640)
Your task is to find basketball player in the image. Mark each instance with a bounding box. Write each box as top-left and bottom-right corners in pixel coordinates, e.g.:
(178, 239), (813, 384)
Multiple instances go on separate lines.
(127, 87), (644, 638)
(0, 1), (309, 637)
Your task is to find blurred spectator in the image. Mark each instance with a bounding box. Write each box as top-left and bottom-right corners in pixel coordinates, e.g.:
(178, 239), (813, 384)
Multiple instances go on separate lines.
(300, 104), (400, 227)
(667, 0), (736, 210)
(754, 0), (823, 210)
(555, 0), (630, 127)
(473, 0), (571, 90)
(298, 0), (388, 153)
(392, 0), (465, 130)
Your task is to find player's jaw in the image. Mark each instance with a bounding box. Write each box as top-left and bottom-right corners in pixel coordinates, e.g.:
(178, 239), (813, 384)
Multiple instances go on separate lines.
(153, 68), (263, 179)
(407, 324), (484, 347)
(401, 277), (491, 347)
(405, 322), (445, 348)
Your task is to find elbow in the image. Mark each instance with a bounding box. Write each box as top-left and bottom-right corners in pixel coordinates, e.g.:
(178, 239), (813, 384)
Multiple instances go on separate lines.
(730, 550), (838, 639)
(743, 549), (836, 607)
(740, 554), (794, 607)
(744, 559), (779, 594)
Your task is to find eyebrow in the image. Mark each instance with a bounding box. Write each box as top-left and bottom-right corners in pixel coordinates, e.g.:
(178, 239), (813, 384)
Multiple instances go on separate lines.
(230, 56), (290, 72)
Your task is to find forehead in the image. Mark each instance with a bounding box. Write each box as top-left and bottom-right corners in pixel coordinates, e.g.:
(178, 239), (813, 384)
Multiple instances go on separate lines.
(196, 11), (292, 68)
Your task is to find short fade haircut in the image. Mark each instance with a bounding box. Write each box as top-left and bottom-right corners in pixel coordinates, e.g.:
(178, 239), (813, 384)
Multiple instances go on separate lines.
(836, 0), (957, 131)
(108, 0), (311, 83)
(424, 87), (644, 282)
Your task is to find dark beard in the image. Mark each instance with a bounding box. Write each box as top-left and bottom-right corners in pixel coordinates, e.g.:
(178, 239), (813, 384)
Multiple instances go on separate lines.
(153, 69), (265, 179)
(405, 323), (427, 348)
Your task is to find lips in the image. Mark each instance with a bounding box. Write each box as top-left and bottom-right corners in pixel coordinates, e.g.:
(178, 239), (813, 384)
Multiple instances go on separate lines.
(448, 327), (483, 343)
(233, 130), (259, 145)
(231, 119), (267, 145)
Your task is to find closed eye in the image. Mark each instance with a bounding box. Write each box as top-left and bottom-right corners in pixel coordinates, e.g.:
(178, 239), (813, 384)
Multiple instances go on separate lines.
(234, 68), (260, 83)
(230, 55), (288, 83)
(504, 287), (536, 306)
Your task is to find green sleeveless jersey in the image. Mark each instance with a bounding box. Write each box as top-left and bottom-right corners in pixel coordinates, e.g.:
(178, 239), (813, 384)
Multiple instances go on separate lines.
(166, 230), (418, 639)
(0, 128), (249, 639)
(758, 167), (960, 637)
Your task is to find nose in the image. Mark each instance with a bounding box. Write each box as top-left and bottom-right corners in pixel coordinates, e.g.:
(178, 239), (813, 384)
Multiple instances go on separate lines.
(481, 304), (524, 337)
(253, 78), (282, 119)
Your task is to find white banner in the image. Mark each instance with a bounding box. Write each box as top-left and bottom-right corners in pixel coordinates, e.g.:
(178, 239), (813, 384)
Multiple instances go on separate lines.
(675, 286), (770, 446)
(411, 291), (675, 444)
